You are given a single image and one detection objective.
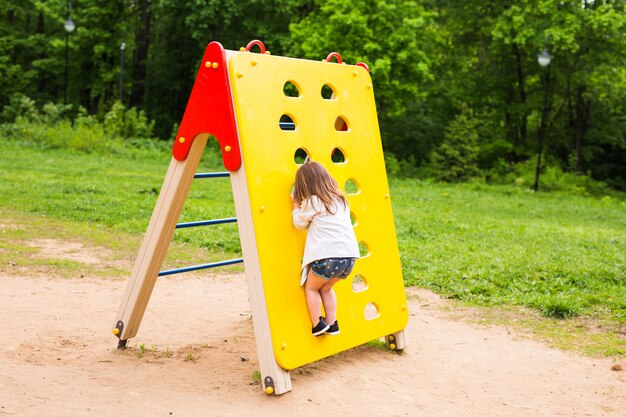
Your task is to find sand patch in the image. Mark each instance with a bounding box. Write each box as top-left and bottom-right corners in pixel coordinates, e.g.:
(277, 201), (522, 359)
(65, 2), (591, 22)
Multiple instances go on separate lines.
(0, 272), (624, 417)
(26, 238), (109, 264)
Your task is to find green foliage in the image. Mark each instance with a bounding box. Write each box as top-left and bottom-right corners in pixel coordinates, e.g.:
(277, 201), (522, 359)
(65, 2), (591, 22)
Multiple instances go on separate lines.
(287, 0), (445, 161)
(104, 102), (155, 139)
(488, 158), (617, 197)
(1, 93), (40, 123)
(384, 153), (401, 177)
(384, 153), (420, 178)
(430, 110), (481, 182)
(1, 115), (109, 153)
(41, 102), (70, 124)
(437, 0), (626, 189)
(0, 96), (161, 154)
(0, 0), (625, 189)
(289, 0), (440, 116)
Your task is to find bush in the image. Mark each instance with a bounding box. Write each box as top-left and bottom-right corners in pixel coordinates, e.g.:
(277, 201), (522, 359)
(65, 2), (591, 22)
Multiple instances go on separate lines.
(104, 101), (155, 139)
(384, 152), (401, 177)
(430, 108), (481, 182)
(385, 153), (422, 178)
(41, 102), (70, 125)
(4, 116), (111, 153)
(1, 93), (40, 123)
(488, 158), (615, 197)
(0, 96), (165, 155)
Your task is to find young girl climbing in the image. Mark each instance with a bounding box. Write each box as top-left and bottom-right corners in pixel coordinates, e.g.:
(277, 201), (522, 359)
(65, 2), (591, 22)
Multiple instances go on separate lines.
(292, 161), (360, 336)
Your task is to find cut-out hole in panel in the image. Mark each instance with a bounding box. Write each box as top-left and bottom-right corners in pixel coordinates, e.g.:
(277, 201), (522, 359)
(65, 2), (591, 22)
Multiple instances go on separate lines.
(294, 148), (309, 165)
(279, 114), (296, 131)
(364, 302), (379, 320)
(331, 147), (346, 163)
(352, 274), (367, 292)
(345, 178), (360, 195)
(283, 81), (300, 97)
(358, 241), (370, 258)
(334, 116), (349, 131)
(321, 84), (335, 100)
(350, 211), (358, 226)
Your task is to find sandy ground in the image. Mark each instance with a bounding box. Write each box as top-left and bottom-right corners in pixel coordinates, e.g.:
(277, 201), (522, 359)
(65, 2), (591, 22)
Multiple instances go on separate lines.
(1, 241), (625, 417)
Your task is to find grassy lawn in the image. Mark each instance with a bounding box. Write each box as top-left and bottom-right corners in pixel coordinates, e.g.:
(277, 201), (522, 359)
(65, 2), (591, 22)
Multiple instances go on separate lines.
(393, 179), (626, 319)
(1, 141), (241, 254)
(1, 141), (625, 355)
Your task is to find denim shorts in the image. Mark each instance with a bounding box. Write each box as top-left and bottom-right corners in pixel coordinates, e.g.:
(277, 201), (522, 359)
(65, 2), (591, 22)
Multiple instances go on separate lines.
(311, 257), (356, 280)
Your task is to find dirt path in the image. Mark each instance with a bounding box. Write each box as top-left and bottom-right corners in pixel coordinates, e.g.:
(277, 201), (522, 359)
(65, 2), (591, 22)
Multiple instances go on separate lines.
(1, 268), (624, 417)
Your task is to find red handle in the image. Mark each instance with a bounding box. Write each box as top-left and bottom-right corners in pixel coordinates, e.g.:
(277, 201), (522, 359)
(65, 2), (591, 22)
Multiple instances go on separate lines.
(245, 40), (266, 54)
(355, 62), (370, 72)
(325, 52), (343, 64)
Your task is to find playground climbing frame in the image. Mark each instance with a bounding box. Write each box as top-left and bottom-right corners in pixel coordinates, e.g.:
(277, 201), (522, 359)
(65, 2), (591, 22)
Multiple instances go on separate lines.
(113, 40), (408, 396)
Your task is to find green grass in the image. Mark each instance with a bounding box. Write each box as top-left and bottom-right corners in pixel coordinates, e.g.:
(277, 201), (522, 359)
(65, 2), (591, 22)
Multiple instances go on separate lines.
(0, 140), (243, 278)
(440, 302), (626, 357)
(0, 141), (241, 256)
(1, 141), (625, 353)
(392, 178), (626, 323)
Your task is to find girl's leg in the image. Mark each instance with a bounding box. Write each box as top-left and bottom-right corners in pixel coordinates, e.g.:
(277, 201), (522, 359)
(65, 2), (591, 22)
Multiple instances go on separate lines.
(320, 278), (340, 324)
(304, 270), (329, 325)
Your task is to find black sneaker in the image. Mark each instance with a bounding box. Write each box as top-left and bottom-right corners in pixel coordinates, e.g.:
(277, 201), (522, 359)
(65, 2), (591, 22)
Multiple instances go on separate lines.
(326, 320), (340, 335)
(312, 317), (330, 336)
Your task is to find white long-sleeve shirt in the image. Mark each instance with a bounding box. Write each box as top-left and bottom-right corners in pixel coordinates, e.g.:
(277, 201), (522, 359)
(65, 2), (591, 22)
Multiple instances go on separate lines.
(292, 195), (359, 285)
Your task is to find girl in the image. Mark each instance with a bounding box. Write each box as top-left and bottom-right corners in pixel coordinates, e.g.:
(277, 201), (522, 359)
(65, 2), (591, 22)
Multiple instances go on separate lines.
(292, 161), (360, 336)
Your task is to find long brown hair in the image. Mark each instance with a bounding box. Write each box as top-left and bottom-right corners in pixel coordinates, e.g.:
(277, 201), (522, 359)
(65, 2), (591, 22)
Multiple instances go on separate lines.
(293, 161), (347, 213)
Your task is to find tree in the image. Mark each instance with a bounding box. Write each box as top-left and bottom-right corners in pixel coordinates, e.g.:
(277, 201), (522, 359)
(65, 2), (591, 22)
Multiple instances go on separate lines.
(431, 108), (481, 182)
(436, 0), (626, 188)
(287, 0), (445, 161)
(1, 0), (625, 189)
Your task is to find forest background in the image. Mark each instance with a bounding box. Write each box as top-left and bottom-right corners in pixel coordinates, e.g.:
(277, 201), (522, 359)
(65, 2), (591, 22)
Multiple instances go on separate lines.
(1, 0), (625, 191)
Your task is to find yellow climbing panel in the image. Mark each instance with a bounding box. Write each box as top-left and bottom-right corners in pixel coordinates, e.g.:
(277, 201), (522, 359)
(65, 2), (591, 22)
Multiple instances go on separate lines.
(229, 52), (408, 370)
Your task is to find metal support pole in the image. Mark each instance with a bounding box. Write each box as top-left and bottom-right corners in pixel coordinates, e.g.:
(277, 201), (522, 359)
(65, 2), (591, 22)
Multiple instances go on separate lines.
(63, 2), (75, 106)
(194, 172), (230, 179)
(64, 33), (69, 105)
(119, 42), (126, 102)
(158, 258), (244, 277)
(175, 217), (237, 229)
(533, 64), (551, 192)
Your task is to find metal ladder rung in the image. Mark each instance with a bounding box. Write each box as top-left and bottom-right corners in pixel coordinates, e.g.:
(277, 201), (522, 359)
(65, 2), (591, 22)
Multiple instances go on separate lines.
(175, 218), (237, 229)
(194, 172), (230, 178)
(158, 258), (244, 277)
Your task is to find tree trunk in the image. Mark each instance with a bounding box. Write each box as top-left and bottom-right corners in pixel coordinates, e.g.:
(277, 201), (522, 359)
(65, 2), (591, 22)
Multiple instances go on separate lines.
(37, 11), (48, 97)
(512, 42), (527, 146)
(505, 86), (518, 145)
(533, 65), (552, 192)
(574, 87), (591, 172)
(130, 0), (151, 107)
(566, 74), (577, 171)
